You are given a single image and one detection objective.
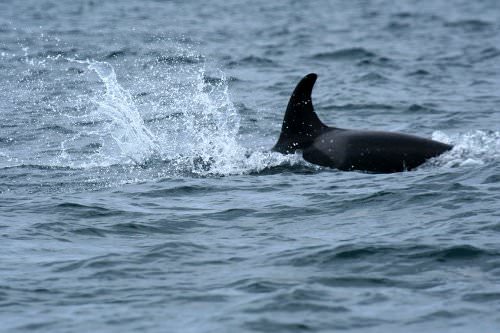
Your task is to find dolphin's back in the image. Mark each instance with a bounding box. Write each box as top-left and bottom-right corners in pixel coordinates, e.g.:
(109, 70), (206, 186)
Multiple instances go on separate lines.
(303, 129), (452, 173)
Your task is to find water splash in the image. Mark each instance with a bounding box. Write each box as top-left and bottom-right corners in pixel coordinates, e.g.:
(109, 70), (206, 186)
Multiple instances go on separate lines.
(87, 61), (159, 164)
(155, 66), (304, 175)
(53, 58), (298, 176)
(6, 45), (320, 178)
(431, 130), (500, 167)
(157, 66), (243, 175)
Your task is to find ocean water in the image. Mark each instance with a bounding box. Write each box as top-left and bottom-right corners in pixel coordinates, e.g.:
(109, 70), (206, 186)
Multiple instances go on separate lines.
(1, 0), (500, 332)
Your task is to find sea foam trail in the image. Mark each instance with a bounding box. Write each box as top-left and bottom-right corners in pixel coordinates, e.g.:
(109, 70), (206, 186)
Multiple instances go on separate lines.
(432, 130), (500, 168)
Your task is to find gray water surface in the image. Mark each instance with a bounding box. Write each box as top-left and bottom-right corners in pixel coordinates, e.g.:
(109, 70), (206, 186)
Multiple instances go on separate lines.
(1, 1), (500, 332)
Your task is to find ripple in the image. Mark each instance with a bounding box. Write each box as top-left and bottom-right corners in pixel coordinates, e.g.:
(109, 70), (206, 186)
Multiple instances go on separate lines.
(444, 19), (493, 32)
(245, 297), (349, 314)
(310, 47), (376, 60)
(355, 72), (389, 83)
(55, 202), (133, 218)
(173, 293), (229, 303)
(408, 309), (472, 324)
(141, 241), (209, 262)
(139, 185), (221, 197)
(386, 21), (410, 30)
(18, 68), (49, 83)
(227, 55), (276, 67)
(36, 125), (76, 134)
(71, 226), (107, 237)
(408, 70), (433, 78)
(405, 104), (439, 113)
(0, 164), (76, 171)
(230, 278), (293, 294)
(49, 253), (123, 273)
(356, 56), (394, 67)
(462, 292), (500, 303)
(0, 137), (14, 144)
(249, 163), (320, 176)
(245, 319), (314, 333)
(15, 321), (59, 331)
(476, 47), (500, 62)
(321, 103), (395, 111)
(109, 222), (173, 235)
(105, 48), (136, 59)
(206, 208), (256, 221)
(272, 243), (497, 270)
(409, 245), (494, 261)
(313, 276), (405, 288)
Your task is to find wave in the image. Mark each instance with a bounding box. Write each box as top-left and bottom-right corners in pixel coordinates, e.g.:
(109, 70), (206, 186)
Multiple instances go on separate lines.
(226, 55), (276, 67)
(55, 202), (131, 218)
(471, 47), (500, 63)
(409, 245), (491, 261)
(407, 69), (431, 76)
(444, 19), (492, 32)
(462, 292), (500, 303)
(272, 243), (496, 268)
(355, 72), (389, 83)
(320, 103), (395, 111)
(311, 47), (376, 60)
(35, 125), (76, 134)
(405, 104), (439, 114)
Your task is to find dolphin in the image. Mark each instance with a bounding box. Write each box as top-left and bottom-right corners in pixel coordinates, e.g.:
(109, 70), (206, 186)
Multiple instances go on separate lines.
(272, 73), (452, 173)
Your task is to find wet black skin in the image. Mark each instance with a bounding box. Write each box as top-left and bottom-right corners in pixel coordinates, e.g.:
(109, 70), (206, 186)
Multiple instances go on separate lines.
(302, 128), (452, 172)
(272, 73), (452, 173)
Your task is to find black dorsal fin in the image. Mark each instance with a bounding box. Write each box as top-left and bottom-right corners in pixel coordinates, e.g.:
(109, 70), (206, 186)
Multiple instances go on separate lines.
(272, 73), (328, 154)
